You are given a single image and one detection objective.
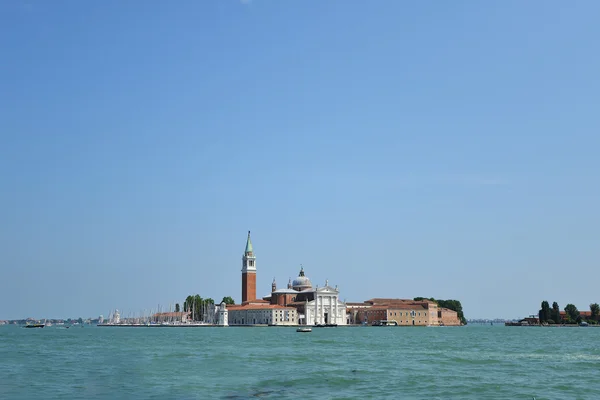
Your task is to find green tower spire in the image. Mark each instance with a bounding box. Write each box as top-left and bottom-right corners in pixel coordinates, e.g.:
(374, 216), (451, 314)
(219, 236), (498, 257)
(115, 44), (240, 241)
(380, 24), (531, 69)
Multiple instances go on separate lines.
(245, 231), (253, 254)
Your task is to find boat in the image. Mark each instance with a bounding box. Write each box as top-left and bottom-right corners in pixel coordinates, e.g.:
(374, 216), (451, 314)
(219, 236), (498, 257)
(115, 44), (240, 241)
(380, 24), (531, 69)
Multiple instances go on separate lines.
(25, 319), (45, 328)
(372, 320), (398, 326)
(297, 327), (312, 333)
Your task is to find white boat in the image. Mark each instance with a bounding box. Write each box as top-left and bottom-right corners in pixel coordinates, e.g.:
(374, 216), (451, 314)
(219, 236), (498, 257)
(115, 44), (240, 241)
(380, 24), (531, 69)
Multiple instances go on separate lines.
(297, 327), (312, 333)
(372, 320), (398, 326)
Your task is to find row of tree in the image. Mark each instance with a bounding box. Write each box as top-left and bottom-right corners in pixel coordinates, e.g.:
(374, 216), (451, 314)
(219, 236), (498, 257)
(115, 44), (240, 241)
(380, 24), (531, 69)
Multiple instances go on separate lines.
(414, 297), (467, 325)
(174, 295), (236, 322)
(539, 301), (600, 324)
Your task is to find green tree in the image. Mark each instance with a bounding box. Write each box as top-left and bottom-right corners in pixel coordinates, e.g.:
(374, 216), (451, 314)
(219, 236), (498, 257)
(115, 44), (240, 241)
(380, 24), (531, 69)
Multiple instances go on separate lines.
(184, 296), (193, 313)
(590, 303), (600, 320)
(414, 297), (435, 302)
(175, 303), (180, 313)
(182, 295), (218, 321)
(183, 295), (203, 321)
(77, 317), (83, 324)
(551, 302), (560, 323)
(221, 296), (235, 305)
(539, 301), (550, 323)
(564, 304), (580, 324)
(193, 295), (203, 321)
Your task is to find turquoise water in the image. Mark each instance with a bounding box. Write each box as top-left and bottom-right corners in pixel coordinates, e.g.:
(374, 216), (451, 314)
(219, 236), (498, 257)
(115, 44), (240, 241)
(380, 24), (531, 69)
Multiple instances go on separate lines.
(1, 325), (599, 399)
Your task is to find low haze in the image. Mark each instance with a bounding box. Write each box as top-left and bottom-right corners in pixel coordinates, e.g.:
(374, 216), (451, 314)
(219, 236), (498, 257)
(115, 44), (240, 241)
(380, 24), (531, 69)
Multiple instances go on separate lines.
(1, 1), (599, 320)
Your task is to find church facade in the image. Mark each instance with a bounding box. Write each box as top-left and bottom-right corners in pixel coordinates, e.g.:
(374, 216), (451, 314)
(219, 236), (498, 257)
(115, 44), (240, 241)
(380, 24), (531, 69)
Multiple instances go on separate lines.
(265, 266), (348, 326)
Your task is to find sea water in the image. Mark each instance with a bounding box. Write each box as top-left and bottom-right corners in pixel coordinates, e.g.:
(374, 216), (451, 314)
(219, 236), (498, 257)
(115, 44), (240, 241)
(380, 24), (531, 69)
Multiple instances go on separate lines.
(1, 324), (599, 399)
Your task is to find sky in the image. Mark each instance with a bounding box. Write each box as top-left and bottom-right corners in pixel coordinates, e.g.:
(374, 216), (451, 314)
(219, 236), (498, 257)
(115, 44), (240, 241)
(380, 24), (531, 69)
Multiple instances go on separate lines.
(1, 1), (599, 320)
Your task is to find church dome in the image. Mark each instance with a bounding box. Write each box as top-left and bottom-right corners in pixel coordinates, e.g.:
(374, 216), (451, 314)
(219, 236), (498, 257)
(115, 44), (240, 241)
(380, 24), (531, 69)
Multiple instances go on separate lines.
(292, 266), (312, 290)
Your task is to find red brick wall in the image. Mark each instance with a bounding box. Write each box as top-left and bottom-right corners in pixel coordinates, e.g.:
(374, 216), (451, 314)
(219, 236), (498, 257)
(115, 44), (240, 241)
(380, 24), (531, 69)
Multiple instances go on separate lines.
(357, 309), (387, 324)
(242, 272), (256, 303)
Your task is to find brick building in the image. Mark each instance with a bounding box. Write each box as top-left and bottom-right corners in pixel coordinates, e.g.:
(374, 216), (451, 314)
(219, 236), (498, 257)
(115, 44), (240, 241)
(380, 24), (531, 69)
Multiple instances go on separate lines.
(351, 298), (461, 326)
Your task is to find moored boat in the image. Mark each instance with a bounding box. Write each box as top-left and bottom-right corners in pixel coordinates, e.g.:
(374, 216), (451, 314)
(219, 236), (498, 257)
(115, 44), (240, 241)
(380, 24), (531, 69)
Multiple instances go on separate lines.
(297, 327), (312, 332)
(372, 320), (398, 326)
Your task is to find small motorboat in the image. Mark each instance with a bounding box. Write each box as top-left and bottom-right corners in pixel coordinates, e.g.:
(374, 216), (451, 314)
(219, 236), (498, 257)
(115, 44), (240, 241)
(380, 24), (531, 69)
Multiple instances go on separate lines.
(25, 319), (46, 328)
(24, 323), (45, 329)
(296, 327), (312, 333)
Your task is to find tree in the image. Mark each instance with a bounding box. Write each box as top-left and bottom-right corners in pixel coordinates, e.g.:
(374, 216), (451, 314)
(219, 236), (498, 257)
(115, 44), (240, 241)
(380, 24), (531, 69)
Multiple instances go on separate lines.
(221, 296), (235, 305)
(539, 301), (550, 323)
(193, 295), (203, 321)
(77, 317), (83, 324)
(175, 303), (180, 313)
(184, 296), (193, 312)
(551, 302), (560, 323)
(564, 304), (580, 324)
(183, 295), (202, 321)
(590, 303), (600, 321)
(183, 294), (216, 321)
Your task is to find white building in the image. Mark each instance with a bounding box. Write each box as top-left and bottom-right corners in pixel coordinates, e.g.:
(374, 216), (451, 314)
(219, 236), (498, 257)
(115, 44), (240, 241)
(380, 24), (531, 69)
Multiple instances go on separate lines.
(227, 302), (298, 326)
(265, 267), (348, 326)
(303, 285), (347, 326)
(206, 302), (229, 326)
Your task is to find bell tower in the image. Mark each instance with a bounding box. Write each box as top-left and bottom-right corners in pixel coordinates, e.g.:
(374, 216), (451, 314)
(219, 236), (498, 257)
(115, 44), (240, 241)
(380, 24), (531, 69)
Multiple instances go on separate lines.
(241, 231), (256, 303)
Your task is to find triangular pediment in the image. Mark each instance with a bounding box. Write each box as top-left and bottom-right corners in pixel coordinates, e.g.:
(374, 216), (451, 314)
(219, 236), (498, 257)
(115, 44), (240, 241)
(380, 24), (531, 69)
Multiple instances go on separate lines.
(316, 286), (338, 293)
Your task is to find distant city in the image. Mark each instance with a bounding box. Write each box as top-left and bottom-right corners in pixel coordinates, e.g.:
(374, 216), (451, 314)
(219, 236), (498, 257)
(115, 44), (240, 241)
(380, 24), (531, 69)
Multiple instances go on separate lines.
(0, 232), (504, 328)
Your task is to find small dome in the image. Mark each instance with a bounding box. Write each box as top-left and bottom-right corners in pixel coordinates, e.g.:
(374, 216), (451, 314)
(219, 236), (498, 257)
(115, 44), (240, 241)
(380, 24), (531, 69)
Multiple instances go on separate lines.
(292, 266), (312, 290)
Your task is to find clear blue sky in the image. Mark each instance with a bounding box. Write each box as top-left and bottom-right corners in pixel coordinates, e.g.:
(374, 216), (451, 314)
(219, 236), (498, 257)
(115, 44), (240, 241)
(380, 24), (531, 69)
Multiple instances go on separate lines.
(1, 1), (599, 320)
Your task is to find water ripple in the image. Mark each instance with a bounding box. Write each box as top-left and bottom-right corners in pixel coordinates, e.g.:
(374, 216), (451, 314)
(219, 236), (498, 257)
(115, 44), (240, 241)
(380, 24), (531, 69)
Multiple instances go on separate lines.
(1, 325), (600, 399)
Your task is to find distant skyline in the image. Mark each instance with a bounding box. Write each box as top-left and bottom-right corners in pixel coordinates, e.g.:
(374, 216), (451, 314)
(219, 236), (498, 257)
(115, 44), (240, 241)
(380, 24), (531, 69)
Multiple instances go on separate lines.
(1, 1), (599, 320)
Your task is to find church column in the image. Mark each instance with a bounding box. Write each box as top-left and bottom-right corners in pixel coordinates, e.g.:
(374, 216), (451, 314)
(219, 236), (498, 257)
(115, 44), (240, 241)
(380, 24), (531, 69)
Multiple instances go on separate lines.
(314, 294), (318, 325)
(332, 296), (336, 324)
(333, 295), (337, 324)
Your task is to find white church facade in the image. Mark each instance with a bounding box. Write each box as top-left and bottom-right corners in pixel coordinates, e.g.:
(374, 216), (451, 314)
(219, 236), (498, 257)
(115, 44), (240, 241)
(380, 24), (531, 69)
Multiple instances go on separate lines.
(303, 285), (347, 326)
(266, 266), (348, 326)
